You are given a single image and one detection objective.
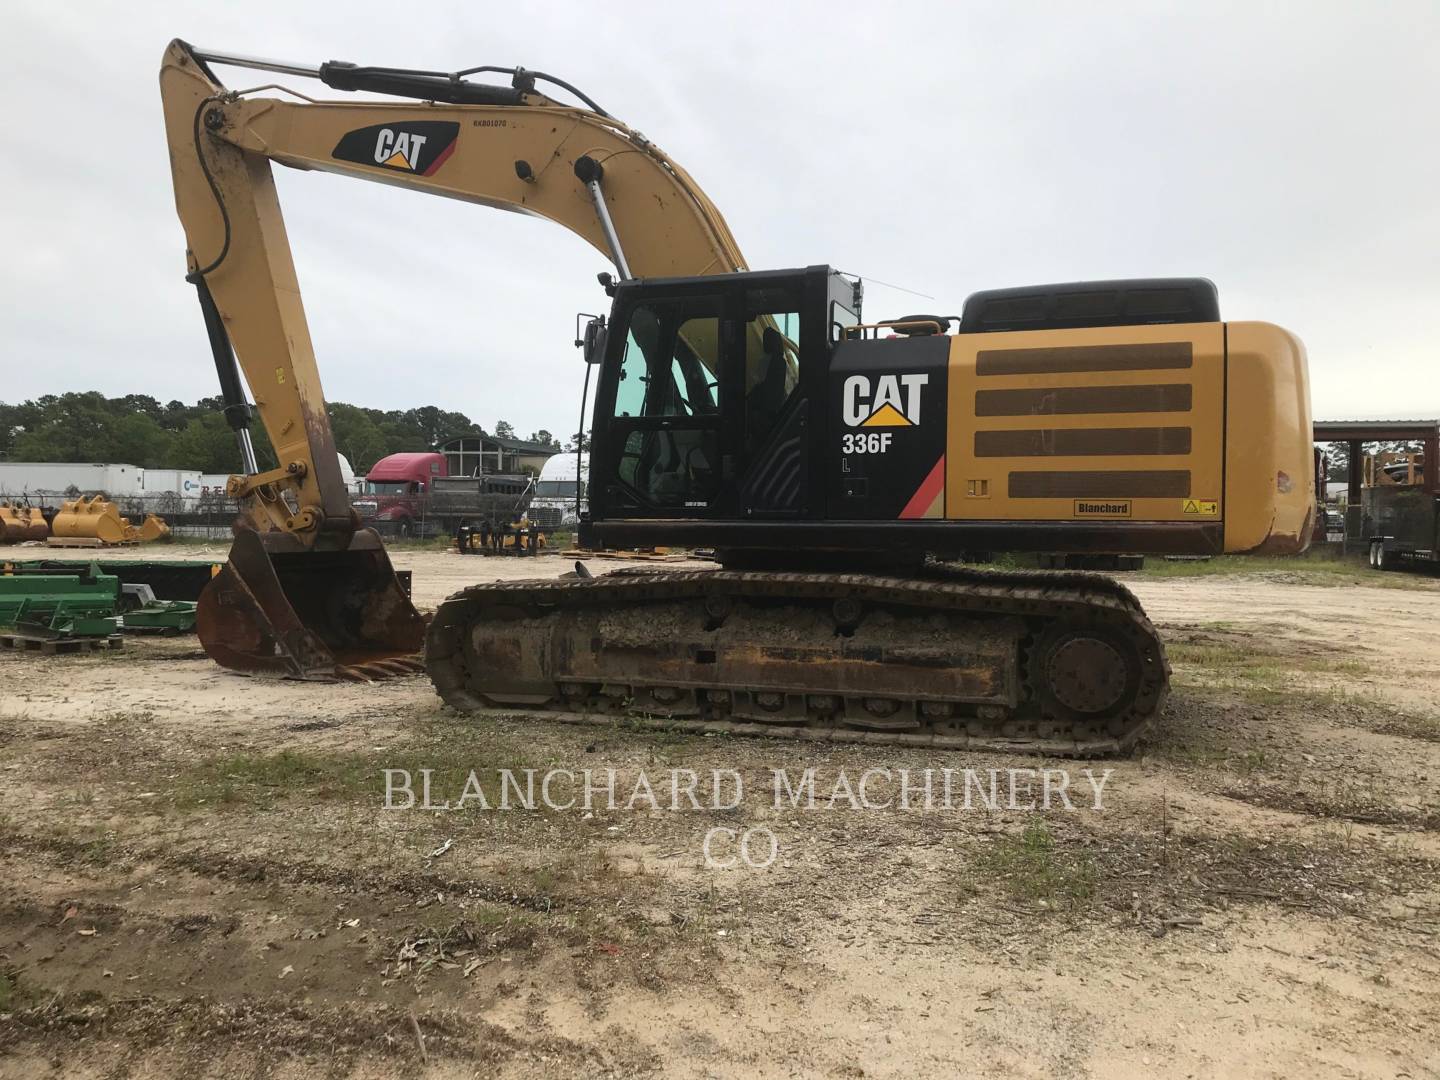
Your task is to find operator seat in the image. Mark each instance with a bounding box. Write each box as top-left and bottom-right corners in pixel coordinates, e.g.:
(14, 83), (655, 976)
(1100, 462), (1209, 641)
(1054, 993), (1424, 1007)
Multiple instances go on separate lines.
(746, 326), (790, 455)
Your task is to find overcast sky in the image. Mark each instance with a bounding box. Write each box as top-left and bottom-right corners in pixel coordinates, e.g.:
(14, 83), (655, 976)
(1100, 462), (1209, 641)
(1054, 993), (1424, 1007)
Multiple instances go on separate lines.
(4, 1), (1436, 437)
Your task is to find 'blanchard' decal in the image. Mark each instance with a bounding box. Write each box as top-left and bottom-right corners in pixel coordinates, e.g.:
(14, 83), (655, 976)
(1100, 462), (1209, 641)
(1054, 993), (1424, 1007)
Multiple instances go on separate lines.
(332, 121), (459, 177)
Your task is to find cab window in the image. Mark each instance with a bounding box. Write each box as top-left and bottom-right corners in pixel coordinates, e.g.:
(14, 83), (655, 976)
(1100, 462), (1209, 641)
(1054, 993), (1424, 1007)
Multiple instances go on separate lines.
(612, 301), (721, 419)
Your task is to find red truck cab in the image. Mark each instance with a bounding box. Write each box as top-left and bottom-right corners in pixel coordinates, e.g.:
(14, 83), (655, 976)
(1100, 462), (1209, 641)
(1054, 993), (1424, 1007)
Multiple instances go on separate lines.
(354, 452), (447, 537)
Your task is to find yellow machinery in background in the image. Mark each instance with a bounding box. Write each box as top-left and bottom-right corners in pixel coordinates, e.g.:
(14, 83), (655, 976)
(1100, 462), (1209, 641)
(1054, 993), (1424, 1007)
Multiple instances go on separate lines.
(1365, 450), (1426, 487)
(138, 514), (172, 542)
(0, 503), (50, 544)
(48, 497), (170, 546)
(453, 515), (547, 556)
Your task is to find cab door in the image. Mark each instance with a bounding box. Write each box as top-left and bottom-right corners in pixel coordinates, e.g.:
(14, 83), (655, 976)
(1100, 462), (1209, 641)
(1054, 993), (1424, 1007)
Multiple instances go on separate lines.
(732, 281), (809, 517)
(593, 292), (727, 518)
(591, 269), (833, 524)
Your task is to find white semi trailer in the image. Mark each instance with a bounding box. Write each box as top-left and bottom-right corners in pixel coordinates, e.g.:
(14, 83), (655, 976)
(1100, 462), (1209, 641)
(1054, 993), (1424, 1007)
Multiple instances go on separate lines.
(0, 462), (146, 498)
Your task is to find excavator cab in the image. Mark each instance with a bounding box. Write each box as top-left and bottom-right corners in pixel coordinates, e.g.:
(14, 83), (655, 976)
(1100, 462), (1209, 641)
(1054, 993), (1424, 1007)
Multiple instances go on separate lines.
(586, 266), (854, 533)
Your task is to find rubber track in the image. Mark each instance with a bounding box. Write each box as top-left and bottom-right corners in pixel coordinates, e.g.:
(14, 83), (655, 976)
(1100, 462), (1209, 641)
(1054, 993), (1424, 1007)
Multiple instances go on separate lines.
(426, 566), (1169, 758)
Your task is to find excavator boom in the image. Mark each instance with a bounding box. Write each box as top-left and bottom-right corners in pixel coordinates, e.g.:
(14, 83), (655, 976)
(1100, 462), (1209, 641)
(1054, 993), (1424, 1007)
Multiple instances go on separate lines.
(159, 40), (746, 679)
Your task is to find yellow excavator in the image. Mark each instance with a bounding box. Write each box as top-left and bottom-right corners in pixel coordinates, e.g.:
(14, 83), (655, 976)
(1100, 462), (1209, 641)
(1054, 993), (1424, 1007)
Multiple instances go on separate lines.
(160, 40), (1313, 753)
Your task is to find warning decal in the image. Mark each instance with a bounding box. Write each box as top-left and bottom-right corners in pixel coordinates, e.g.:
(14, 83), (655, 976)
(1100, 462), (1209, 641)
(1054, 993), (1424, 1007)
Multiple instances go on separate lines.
(1182, 499), (1219, 516)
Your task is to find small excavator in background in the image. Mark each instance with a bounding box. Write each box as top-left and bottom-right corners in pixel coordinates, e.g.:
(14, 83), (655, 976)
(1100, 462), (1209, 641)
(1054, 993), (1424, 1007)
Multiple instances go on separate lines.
(159, 40), (1313, 753)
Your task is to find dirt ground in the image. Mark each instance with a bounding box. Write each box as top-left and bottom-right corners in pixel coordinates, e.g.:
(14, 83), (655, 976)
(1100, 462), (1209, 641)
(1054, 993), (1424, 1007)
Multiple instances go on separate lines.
(2, 548), (1438, 1078)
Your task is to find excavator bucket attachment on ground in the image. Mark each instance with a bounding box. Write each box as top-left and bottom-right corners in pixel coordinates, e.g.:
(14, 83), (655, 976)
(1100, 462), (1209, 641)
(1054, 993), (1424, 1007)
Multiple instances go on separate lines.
(197, 528), (427, 681)
(0, 504), (32, 544)
(20, 508), (49, 542)
(138, 514), (171, 543)
(50, 496), (137, 545)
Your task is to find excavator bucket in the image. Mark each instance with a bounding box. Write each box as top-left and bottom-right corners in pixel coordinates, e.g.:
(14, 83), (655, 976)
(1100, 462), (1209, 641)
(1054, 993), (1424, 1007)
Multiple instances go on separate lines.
(0, 503), (26, 544)
(196, 527), (427, 681)
(20, 507), (49, 542)
(138, 514), (171, 543)
(51, 496), (137, 544)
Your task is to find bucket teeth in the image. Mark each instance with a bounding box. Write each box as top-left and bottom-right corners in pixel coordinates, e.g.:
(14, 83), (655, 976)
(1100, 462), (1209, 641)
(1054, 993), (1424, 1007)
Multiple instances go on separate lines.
(337, 654), (425, 681)
(367, 658), (423, 676)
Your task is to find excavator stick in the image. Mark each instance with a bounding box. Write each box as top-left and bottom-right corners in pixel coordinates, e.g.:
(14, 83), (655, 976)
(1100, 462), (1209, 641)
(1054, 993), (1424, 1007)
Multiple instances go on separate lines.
(197, 528), (427, 682)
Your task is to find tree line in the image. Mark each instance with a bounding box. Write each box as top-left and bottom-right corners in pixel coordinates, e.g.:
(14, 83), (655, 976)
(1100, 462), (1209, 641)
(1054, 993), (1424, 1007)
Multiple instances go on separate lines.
(0, 393), (567, 475)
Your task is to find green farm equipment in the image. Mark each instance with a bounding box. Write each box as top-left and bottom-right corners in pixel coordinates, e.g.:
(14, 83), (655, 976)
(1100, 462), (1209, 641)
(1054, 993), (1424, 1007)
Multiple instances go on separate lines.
(0, 563), (122, 645)
(119, 584), (198, 634)
(1, 559), (204, 642)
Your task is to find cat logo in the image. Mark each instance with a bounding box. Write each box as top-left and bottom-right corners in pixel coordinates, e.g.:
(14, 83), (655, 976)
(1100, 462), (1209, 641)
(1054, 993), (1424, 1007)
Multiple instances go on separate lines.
(842, 373), (929, 428)
(331, 121), (460, 177)
(373, 128), (426, 170)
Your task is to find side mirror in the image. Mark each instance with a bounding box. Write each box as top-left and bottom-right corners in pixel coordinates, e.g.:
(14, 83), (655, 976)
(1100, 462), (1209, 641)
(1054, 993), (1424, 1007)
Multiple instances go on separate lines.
(580, 316), (607, 365)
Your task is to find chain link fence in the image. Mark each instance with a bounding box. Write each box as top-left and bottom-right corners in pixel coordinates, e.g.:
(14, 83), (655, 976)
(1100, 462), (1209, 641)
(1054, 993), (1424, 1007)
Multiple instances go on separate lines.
(0, 491), (244, 541)
(3, 489), (544, 542)
(115, 493), (245, 539)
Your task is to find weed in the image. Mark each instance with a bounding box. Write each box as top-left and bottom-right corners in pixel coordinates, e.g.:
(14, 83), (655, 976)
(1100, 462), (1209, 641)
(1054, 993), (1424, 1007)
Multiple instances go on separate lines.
(1235, 749), (1269, 777)
(1177, 681), (1439, 743)
(171, 749), (354, 808)
(1138, 553), (1436, 590)
(1194, 620), (1243, 632)
(396, 907), (546, 967)
(169, 721), (532, 811)
(77, 832), (117, 866)
(611, 715), (703, 749)
(1166, 641), (1369, 680)
(1154, 743), (1231, 768)
(976, 818), (1097, 908)
(528, 865), (560, 896)
(1147, 738), (1281, 776)
(0, 970), (30, 1012)
(101, 710), (159, 726)
(959, 553), (1025, 571)
(1389, 833), (1419, 858)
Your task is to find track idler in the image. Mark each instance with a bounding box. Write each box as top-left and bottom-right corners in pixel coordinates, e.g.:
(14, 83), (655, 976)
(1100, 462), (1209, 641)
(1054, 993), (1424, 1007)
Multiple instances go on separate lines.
(197, 527), (426, 681)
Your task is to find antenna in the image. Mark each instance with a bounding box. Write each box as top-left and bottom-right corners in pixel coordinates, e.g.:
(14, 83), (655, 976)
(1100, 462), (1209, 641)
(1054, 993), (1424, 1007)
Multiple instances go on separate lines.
(835, 270), (935, 302)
